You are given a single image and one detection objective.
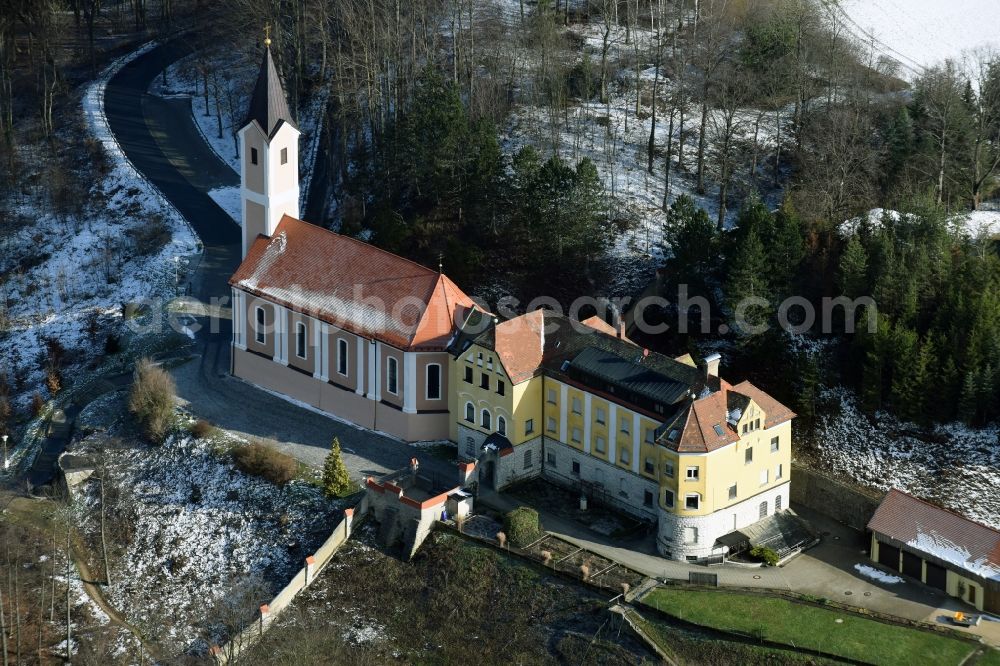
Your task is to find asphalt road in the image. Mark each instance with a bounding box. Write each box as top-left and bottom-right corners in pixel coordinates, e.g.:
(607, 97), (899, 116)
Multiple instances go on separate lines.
(105, 39), (456, 486)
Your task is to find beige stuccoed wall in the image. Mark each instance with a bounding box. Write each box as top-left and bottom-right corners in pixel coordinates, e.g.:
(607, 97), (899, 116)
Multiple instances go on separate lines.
(286, 312), (315, 375)
(379, 344), (404, 409)
(266, 123), (300, 194)
(375, 402), (450, 441)
(327, 329), (360, 392)
(414, 352), (449, 412)
(244, 200), (265, 246)
(242, 125), (266, 193)
(233, 347), (450, 441)
(245, 298), (275, 357)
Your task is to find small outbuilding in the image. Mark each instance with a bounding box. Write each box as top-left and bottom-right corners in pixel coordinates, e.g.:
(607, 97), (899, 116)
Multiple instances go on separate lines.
(867, 489), (1000, 613)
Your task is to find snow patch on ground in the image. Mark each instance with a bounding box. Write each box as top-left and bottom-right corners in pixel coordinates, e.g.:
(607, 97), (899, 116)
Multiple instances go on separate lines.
(208, 186), (242, 225)
(0, 40), (199, 410)
(838, 208), (1000, 239)
(75, 430), (343, 653)
(814, 387), (1000, 530)
(836, 0), (1000, 76)
(854, 563), (904, 585)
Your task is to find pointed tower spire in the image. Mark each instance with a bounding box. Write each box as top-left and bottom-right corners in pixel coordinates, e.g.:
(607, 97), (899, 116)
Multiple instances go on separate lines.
(238, 26), (301, 259)
(244, 31), (296, 138)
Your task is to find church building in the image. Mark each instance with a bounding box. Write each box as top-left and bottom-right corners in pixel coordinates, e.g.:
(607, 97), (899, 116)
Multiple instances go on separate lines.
(229, 46), (476, 442)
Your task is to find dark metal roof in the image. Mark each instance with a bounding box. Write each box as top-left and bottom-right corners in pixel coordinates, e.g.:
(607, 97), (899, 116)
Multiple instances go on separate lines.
(244, 48), (296, 138)
(567, 346), (692, 405)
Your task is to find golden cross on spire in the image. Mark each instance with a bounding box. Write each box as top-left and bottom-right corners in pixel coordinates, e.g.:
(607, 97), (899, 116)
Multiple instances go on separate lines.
(264, 23), (272, 48)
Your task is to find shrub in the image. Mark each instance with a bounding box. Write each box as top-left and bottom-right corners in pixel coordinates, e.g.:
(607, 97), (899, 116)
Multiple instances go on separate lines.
(45, 366), (62, 395)
(127, 215), (171, 256)
(321, 437), (352, 497)
(503, 507), (541, 548)
(232, 441), (297, 487)
(128, 358), (176, 443)
(31, 392), (45, 417)
(749, 545), (780, 566)
(189, 419), (214, 439)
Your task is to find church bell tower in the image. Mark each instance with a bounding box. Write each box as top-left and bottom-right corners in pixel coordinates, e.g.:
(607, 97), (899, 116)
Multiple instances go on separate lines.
(238, 33), (300, 258)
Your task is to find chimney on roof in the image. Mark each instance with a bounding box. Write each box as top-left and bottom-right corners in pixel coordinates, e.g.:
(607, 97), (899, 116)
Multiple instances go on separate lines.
(609, 302), (626, 339)
(702, 352), (721, 381)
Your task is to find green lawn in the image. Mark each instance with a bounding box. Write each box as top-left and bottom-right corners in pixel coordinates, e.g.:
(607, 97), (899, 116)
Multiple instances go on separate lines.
(977, 648), (1000, 666)
(640, 587), (975, 666)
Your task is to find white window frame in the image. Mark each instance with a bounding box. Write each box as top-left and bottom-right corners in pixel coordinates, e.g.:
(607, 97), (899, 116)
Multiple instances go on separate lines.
(337, 338), (349, 375)
(426, 363), (442, 400)
(771, 436), (780, 453)
(760, 468), (769, 486)
(295, 321), (307, 359)
(664, 461), (675, 478)
(255, 306), (266, 344)
(685, 493), (700, 511)
(386, 356), (399, 395)
(685, 466), (699, 481)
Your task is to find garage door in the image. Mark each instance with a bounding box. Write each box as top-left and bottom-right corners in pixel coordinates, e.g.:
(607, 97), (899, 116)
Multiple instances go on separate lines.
(926, 562), (947, 590)
(877, 541), (900, 570)
(902, 551), (923, 579)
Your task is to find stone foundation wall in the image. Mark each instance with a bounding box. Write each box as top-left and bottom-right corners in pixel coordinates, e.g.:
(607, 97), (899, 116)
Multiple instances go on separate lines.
(790, 463), (883, 531)
(495, 436), (543, 489)
(656, 482), (790, 560)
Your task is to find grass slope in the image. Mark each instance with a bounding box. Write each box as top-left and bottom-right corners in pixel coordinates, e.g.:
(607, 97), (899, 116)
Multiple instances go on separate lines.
(641, 587), (975, 666)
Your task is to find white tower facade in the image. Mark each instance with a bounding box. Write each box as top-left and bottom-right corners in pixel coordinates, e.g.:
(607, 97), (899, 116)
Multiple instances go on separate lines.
(239, 47), (300, 258)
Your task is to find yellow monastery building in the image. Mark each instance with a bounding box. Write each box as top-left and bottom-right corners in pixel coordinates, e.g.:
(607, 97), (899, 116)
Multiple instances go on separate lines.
(228, 45), (797, 562)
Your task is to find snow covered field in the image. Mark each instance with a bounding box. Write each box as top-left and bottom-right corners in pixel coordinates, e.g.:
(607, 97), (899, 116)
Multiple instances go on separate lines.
(815, 388), (1000, 530)
(835, 0), (1000, 77)
(74, 421), (344, 653)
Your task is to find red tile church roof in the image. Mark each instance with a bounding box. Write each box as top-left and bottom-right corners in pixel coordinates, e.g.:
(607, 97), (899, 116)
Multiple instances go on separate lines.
(230, 215), (476, 351)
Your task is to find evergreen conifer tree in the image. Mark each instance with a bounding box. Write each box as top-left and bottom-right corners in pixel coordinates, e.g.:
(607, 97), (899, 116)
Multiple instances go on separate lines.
(322, 437), (352, 498)
(838, 235), (869, 300)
